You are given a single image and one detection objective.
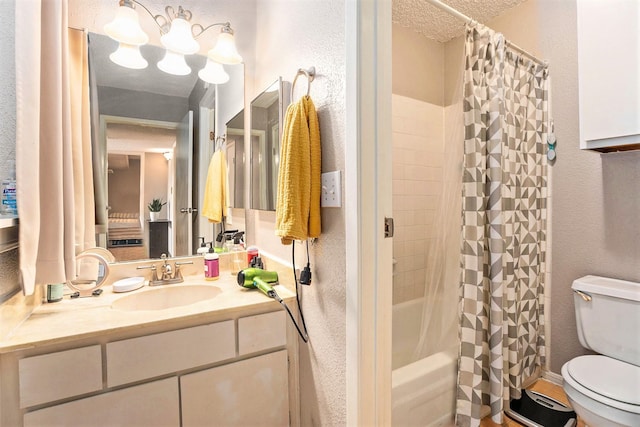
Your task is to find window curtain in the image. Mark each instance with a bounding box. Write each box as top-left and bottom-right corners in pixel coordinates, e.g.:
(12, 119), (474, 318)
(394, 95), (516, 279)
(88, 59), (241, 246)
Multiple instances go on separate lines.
(456, 24), (548, 426)
(15, 0), (95, 295)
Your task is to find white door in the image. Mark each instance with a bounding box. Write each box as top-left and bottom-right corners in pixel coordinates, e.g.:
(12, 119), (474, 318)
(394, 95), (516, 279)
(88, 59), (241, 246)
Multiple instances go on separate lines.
(174, 111), (194, 256)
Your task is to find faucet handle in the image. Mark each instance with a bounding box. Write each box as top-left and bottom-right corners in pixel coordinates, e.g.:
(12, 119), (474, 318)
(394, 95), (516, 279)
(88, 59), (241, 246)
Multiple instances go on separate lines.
(173, 260), (193, 281)
(137, 264), (159, 282)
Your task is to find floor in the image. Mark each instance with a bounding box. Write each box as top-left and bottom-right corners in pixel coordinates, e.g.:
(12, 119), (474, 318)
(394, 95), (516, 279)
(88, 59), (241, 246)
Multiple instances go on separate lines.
(479, 379), (586, 427)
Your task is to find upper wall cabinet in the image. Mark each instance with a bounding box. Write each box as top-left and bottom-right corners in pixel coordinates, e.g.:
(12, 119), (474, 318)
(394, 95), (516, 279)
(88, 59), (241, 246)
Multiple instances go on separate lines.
(577, 0), (640, 152)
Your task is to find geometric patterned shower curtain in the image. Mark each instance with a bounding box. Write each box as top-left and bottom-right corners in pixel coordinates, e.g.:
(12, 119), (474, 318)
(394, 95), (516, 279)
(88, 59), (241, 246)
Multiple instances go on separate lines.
(455, 24), (549, 427)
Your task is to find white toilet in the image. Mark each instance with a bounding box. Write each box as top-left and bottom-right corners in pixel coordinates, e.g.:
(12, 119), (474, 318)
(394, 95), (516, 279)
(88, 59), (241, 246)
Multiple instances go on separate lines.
(561, 275), (640, 426)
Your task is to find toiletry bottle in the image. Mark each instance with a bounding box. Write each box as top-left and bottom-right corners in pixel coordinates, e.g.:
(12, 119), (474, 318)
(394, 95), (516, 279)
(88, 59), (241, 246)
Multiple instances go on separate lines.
(247, 246), (259, 266)
(223, 233), (235, 253)
(1, 160), (17, 216)
(230, 234), (245, 275)
(196, 237), (209, 255)
(204, 246), (219, 281)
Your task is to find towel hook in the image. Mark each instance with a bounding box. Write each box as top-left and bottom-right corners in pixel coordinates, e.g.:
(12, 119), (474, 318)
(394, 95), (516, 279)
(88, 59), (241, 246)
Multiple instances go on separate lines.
(291, 66), (316, 103)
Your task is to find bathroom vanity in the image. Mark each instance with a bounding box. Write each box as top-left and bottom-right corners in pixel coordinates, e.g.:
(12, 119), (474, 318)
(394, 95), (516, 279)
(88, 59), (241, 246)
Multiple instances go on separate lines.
(0, 259), (300, 426)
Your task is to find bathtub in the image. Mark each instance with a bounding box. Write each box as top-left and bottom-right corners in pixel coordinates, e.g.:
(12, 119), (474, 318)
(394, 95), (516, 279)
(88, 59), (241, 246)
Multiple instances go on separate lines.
(392, 297), (458, 427)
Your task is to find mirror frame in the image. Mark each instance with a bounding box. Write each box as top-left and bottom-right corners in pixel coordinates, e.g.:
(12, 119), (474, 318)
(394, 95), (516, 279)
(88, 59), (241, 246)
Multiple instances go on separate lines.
(225, 109), (245, 209)
(249, 77), (291, 211)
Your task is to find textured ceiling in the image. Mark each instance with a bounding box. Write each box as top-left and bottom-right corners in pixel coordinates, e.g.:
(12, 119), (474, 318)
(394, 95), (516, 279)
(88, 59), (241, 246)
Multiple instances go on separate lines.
(393, 0), (527, 42)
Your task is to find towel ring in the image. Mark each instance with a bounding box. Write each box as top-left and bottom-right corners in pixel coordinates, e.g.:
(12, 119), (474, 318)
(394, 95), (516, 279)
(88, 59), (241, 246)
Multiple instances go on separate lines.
(291, 66), (316, 103)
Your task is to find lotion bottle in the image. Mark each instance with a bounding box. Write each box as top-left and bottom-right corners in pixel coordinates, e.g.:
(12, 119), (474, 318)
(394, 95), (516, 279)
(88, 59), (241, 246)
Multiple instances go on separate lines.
(204, 246), (219, 280)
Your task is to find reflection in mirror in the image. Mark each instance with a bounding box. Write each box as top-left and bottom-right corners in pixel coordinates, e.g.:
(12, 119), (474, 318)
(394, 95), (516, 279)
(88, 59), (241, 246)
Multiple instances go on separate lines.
(250, 78), (290, 211)
(87, 32), (244, 263)
(226, 110), (245, 208)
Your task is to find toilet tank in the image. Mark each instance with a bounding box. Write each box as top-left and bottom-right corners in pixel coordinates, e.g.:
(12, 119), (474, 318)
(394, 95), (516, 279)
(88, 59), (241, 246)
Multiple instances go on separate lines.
(572, 275), (640, 366)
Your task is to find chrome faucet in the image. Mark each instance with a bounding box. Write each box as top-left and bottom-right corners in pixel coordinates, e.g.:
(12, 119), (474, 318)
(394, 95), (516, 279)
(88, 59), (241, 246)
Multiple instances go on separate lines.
(137, 254), (193, 286)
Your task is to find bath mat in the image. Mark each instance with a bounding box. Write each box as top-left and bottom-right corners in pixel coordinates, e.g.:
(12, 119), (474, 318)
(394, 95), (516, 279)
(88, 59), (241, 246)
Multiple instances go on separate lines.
(505, 389), (577, 427)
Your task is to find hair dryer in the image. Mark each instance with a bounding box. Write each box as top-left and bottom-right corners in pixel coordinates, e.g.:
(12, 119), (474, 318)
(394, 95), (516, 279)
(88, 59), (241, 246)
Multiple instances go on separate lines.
(237, 268), (279, 298)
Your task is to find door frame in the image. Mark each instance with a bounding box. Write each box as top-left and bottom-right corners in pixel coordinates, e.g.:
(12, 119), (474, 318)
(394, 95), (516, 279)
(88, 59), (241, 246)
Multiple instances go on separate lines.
(345, 1), (393, 425)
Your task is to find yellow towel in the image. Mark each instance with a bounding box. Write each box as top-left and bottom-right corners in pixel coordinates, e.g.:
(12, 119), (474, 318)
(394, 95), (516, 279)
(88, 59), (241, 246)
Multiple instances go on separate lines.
(276, 95), (321, 244)
(202, 150), (227, 223)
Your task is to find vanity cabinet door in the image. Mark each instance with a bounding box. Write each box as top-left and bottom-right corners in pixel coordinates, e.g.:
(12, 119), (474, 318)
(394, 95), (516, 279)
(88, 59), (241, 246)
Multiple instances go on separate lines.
(106, 320), (235, 387)
(24, 377), (179, 427)
(180, 350), (289, 427)
(18, 345), (102, 408)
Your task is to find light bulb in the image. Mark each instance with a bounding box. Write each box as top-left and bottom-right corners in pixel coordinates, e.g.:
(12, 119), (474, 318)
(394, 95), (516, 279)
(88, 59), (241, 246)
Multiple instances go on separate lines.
(160, 17), (199, 55)
(157, 50), (191, 76)
(104, 5), (148, 45)
(198, 59), (230, 84)
(109, 43), (148, 69)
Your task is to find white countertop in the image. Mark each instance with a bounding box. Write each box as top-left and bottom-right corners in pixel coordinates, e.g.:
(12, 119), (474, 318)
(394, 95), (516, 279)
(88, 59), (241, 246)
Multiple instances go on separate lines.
(0, 272), (295, 353)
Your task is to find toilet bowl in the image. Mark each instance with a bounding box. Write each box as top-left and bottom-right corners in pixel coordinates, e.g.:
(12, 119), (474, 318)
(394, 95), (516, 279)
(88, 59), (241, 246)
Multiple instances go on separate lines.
(561, 276), (640, 427)
(561, 355), (640, 427)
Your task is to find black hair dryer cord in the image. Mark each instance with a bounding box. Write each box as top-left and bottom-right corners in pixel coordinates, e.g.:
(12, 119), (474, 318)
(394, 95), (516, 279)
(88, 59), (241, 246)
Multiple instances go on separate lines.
(270, 289), (309, 343)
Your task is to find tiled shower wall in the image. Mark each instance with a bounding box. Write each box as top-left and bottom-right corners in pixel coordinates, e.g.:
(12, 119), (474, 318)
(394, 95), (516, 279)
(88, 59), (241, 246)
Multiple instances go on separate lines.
(392, 94), (444, 304)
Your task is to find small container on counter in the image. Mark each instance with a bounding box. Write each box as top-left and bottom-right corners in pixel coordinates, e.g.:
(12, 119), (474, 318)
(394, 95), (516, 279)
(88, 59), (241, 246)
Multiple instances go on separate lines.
(204, 248), (219, 281)
(46, 283), (64, 302)
(247, 246), (259, 266)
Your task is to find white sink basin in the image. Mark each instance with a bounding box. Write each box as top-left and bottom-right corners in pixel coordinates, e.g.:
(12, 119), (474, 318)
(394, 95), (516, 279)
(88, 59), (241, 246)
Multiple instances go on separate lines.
(111, 285), (221, 311)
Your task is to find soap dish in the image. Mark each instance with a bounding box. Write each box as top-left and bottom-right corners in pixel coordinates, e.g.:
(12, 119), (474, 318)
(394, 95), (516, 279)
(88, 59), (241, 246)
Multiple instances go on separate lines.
(112, 277), (145, 293)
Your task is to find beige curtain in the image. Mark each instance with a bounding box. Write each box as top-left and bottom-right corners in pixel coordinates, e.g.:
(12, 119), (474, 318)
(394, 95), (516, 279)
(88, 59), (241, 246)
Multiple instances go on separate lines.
(15, 0), (95, 295)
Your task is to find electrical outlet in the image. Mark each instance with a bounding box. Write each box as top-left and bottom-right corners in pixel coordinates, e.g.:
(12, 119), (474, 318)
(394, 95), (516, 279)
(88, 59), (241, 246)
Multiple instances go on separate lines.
(321, 171), (341, 207)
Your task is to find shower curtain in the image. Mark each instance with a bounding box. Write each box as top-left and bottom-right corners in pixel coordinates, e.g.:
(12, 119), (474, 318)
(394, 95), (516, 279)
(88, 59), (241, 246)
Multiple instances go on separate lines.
(456, 24), (548, 427)
(15, 0), (95, 295)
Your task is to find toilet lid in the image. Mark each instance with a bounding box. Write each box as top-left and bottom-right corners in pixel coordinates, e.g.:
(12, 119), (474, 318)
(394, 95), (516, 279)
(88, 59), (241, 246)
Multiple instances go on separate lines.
(566, 355), (640, 406)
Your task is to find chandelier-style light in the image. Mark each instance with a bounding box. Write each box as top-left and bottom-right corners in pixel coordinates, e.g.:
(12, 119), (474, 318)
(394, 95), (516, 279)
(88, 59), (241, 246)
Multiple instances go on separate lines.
(103, 0), (243, 84)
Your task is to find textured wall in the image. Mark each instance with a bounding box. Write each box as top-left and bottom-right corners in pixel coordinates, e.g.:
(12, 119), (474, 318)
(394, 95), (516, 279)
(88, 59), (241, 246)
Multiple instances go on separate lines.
(0, 0), (15, 172)
(0, 0), (19, 300)
(250, 1), (346, 424)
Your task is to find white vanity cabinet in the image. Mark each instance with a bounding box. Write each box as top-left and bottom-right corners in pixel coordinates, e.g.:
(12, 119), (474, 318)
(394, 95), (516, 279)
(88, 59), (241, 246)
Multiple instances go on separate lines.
(181, 350), (290, 427)
(23, 378), (180, 427)
(0, 309), (295, 427)
(577, 0), (640, 152)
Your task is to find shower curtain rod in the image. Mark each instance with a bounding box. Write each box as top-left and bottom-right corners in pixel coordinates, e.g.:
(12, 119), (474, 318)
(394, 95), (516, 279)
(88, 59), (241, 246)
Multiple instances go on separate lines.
(424, 0), (547, 67)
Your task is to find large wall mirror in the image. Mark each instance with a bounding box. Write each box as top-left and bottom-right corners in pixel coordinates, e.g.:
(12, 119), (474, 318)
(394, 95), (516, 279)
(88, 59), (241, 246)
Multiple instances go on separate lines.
(88, 32), (244, 263)
(226, 110), (245, 209)
(250, 78), (290, 211)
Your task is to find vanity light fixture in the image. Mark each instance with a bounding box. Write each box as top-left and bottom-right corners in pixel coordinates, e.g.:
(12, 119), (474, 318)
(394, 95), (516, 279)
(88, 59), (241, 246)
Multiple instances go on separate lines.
(198, 59), (229, 84)
(157, 49), (191, 75)
(109, 42), (148, 69)
(104, 0), (243, 81)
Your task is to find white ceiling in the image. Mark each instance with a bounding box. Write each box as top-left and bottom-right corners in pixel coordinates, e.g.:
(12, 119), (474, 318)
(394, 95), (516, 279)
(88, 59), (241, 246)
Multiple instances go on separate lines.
(392, 0), (527, 42)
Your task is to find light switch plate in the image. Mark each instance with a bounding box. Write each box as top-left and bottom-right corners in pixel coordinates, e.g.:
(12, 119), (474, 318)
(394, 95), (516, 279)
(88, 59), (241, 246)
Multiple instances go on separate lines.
(321, 171), (341, 207)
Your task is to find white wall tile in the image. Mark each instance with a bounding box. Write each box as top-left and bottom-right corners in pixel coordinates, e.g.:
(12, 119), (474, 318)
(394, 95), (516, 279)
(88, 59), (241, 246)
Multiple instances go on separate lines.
(392, 94), (446, 304)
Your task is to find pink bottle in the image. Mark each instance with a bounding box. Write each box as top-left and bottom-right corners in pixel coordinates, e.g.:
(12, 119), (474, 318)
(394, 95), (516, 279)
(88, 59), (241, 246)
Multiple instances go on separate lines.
(204, 250), (219, 280)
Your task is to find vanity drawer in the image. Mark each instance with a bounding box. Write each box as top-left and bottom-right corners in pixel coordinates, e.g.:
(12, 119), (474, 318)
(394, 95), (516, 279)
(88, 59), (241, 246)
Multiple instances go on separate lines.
(19, 345), (102, 408)
(24, 377), (179, 427)
(106, 321), (235, 387)
(238, 310), (286, 355)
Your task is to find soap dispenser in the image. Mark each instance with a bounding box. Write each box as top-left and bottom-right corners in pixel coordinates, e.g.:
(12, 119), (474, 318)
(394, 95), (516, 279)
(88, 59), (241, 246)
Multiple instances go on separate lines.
(230, 232), (246, 275)
(196, 237), (209, 255)
(204, 245), (219, 281)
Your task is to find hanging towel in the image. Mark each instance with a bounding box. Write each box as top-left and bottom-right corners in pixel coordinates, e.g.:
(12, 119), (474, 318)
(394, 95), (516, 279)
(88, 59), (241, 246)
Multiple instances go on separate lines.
(276, 95), (322, 245)
(202, 150), (228, 223)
